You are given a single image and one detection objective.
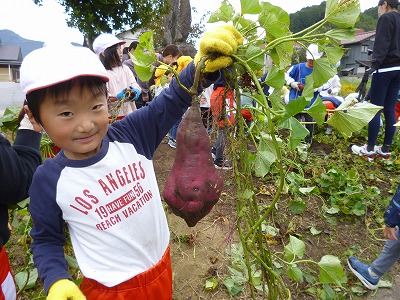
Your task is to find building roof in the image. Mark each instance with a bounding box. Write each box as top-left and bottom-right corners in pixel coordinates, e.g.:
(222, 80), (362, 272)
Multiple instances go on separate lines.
(341, 30), (376, 45)
(0, 44), (22, 64)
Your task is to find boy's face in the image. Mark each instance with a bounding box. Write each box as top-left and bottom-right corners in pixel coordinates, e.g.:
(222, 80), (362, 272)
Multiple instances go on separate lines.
(27, 83), (109, 160)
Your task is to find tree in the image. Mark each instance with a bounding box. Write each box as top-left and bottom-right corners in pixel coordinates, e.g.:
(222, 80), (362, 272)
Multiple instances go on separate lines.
(355, 7), (378, 31)
(33, 0), (170, 48)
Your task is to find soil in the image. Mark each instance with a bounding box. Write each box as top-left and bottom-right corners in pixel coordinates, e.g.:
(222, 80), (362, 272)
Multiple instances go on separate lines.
(154, 136), (400, 300)
(7, 132), (400, 300)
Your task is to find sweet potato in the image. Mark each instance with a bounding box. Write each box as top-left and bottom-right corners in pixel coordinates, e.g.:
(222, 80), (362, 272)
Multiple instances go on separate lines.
(163, 103), (224, 227)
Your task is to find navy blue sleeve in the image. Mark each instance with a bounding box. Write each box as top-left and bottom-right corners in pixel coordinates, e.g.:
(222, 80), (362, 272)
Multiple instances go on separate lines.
(384, 184), (400, 228)
(29, 162), (72, 293)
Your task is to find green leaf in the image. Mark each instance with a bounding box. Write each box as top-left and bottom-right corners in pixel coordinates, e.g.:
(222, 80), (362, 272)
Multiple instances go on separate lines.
(259, 2), (291, 40)
(245, 44), (265, 71)
(65, 253), (79, 269)
(208, 0), (235, 23)
(325, 28), (356, 42)
(287, 264), (303, 282)
(284, 235), (306, 261)
(268, 41), (294, 69)
(377, 279), (393, 288)
(313, 58), (337, 87)
(268, 87), (286, 111)
(327, 102), (383, 138)
(282, 97), (308, 123)
(0, 106), (21, 134)
(299, 186), (317, 195)
(320, 43), (346, 66)
(253, 134), (279, 177)
(318, 255), (346, 285)
(223, 278), (243, 296)
(15, 268), (38, 291)
(132, 31), (156, 82)
(205, 278), (219, 290)
(307, 97), (327, 125)
(289, 199), (306, 215)
(321, 284), (335, 300)
(325, 0), (361, 28)
(325, 207), (340, 214)
(240, 0), (262, 15)
(262, 224), (280, 238)
(237, 18), (258, 39)
(238, 189), (254, 200)
(265, 65), (286, 90)
(310, 226), (322, 235)
(279, 117), (310, 150)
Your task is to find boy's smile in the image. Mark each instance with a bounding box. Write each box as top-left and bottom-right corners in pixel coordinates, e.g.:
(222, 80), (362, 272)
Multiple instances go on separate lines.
(29, 83), (109, 160)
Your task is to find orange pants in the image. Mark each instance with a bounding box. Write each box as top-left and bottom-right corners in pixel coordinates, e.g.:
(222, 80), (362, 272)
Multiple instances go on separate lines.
(0, 247), (17, 300)
(80, 246), (172, 300)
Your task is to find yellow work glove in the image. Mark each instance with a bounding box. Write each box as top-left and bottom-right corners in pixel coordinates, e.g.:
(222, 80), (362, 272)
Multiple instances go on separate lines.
(194, 23), (244, 73)
(47, 279), (86, 300)
(176, 55), (193, 72)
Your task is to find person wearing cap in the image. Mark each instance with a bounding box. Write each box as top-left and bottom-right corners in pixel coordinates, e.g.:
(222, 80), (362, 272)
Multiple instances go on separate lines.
(20, 24), (243, 300)
(93, 33), (141, 120)
(0, 111), (42, 300)
(351, 0), (400, 161)
(285, 43), (326, 146)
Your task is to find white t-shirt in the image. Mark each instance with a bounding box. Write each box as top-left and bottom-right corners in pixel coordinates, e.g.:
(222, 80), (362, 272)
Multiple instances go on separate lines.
(107, 65), (141, 117)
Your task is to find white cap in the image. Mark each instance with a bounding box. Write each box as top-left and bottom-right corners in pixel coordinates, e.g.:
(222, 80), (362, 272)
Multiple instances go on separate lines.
(306, 44), (323, 60)
(20, 44), (109, 95)
(93, 33), (126, 55)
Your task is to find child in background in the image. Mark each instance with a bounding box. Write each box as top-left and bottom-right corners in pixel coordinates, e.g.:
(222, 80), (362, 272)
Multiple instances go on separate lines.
(200, 84), (214, 134)
(348, 181), (400, 290)
(0, 113), (42, 300)
(154, 48), (193, 148)
(210, 67), (235, 170)
(93, 33), (141, 120)
(21, 24), (242, 300)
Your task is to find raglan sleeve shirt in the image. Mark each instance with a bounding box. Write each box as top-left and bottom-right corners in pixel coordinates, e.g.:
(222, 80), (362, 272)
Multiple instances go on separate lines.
(29, 61), (219, 293)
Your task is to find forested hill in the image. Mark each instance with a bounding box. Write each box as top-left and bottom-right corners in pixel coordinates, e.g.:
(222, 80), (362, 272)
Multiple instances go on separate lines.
(289, 1), (378, 33)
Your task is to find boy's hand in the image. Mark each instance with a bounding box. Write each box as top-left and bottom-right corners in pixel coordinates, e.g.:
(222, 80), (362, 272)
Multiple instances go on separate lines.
(194, 23), (243, 73)
(47, 279), (86, 300)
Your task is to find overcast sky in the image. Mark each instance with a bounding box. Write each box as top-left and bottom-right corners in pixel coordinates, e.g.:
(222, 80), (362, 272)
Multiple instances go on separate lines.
(0, 0), (377, 45)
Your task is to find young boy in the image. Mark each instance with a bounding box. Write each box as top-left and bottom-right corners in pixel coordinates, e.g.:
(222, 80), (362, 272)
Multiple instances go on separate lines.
(21, 25), (242, 299)
(348, 183), (400, 290)
(0, 114), (42, 300)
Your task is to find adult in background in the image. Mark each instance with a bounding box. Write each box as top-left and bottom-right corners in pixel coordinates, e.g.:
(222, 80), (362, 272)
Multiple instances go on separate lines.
(348, 181), (400, 290)
(285, 43), (325, 147)
(123, 41), (153, 109)
(0, 111), (42, 300)
(351, 0), (400, 161)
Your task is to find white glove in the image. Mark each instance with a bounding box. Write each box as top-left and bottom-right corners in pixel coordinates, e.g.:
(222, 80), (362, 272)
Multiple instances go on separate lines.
(19, 114), (34, 130)
(290, 82), (299, 90)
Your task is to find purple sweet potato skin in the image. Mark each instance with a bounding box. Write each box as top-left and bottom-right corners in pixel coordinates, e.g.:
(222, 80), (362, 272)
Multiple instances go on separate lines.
(163, 105), (224, 227)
